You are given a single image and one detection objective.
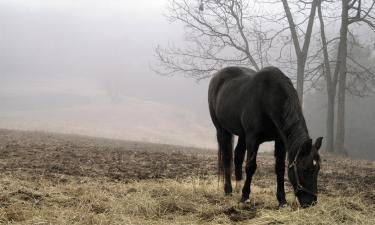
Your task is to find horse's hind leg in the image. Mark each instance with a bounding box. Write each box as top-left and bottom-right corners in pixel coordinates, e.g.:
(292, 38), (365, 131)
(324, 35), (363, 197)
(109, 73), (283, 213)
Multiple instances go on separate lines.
(241, 134), (259, 203)
(234, 135), (246, 181)
(275, 139), (287, 207)
(216, 128), (233, 195)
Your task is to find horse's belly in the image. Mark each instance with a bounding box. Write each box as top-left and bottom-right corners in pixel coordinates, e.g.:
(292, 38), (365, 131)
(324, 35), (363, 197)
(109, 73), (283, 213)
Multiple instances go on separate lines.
(217, 118), (243, 135)
(258, 130), (279, 142)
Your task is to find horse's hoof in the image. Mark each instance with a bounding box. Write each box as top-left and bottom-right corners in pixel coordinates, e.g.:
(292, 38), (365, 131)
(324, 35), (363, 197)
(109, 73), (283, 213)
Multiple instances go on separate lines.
(224, 185), (232, 196)
(278, 202), (291, 210)
(238, 197), (252, 209)
(239, 196), (250, 204)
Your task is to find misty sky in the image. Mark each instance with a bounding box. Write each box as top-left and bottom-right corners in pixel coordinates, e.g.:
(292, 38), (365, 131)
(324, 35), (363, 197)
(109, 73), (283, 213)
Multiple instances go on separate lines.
(0, 0), (217, 147)
(0, 0), (207, 108)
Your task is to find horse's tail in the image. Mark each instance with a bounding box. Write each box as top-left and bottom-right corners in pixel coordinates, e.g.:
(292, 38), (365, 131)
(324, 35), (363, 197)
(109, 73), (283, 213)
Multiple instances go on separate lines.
(217, 138), (223, 185)
(208, 69), (234, 186)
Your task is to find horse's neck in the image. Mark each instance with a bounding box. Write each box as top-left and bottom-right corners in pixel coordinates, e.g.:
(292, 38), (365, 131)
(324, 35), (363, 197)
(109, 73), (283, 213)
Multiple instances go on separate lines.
(272, 91), (310, 162)
(284, 121), (310, 163)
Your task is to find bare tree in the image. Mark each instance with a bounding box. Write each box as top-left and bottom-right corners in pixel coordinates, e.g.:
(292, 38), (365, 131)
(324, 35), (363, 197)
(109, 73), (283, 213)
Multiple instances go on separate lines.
(317, 0), (375, 153)
(154, 0), (272, 80)
(335, 0), (375, 153)
(280, 0), (319, 103)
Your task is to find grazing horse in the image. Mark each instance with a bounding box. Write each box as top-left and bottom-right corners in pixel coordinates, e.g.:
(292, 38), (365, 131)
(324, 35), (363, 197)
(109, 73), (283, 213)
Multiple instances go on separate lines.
(208, 66), (323, 208)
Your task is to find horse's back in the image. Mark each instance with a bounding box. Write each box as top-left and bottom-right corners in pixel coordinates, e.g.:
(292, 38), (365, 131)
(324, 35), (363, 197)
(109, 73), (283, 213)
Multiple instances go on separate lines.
(208, 66), (256, 102)
(209, 67), (255, 90)
(208, 66), (294, 137)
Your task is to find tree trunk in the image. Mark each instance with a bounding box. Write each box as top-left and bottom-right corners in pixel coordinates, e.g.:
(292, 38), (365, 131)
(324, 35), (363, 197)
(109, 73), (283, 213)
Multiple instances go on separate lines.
(326, 92), (335, 152)
(335, 68), (347, 154)
(296, 60), (305, 104)
(318, 0), (336, 153)
(334, 0), (349, 154)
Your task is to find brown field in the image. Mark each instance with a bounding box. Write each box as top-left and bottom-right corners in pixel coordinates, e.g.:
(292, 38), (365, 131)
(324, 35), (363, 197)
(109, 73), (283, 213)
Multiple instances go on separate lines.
(0, 129), (374, 224)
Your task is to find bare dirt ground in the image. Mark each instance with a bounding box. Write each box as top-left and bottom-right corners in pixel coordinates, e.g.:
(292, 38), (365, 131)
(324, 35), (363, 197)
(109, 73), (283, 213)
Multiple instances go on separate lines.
(0, 129), (374, 224)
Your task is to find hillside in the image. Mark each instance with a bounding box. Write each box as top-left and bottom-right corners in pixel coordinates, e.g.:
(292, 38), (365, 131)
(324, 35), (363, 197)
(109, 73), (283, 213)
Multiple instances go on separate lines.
(0, 129), (374, 224)
(0, 96), (215, 148)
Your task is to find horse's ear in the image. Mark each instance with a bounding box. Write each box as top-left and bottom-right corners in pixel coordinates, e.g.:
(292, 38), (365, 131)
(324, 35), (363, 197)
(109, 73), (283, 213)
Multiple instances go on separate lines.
(300, 139), (312, 156)
(315, 137), (323, 151)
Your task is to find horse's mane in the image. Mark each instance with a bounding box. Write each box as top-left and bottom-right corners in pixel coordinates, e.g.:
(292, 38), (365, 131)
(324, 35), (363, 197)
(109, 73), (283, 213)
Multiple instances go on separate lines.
(278, 74), (310, 158)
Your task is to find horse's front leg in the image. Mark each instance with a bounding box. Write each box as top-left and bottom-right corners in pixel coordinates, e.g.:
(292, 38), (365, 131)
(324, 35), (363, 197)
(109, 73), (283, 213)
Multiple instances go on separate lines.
(275, 140), (287, 207)
(240, 135), (259, 203)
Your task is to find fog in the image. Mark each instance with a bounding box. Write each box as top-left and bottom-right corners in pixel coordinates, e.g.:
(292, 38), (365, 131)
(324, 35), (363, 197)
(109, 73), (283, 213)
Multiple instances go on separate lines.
(0, 0), (374, 158)
(0, 0), (217, 147)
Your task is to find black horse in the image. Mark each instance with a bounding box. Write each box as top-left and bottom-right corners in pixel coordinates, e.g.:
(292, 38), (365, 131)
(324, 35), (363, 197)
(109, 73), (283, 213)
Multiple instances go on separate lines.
(208, 66), (323, 208)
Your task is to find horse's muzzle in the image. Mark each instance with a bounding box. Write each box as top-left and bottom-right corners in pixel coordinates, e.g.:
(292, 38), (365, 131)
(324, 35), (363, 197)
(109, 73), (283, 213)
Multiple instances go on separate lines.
(298, 193), (317, 208)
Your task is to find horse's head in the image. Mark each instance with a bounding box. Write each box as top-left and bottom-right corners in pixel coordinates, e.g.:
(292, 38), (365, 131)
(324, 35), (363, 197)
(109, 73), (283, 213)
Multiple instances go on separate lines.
(288, 137), (323, 208)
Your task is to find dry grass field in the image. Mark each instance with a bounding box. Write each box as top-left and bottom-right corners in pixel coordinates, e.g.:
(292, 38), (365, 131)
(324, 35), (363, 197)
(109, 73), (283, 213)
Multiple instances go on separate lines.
(0, 129), (374, 224)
